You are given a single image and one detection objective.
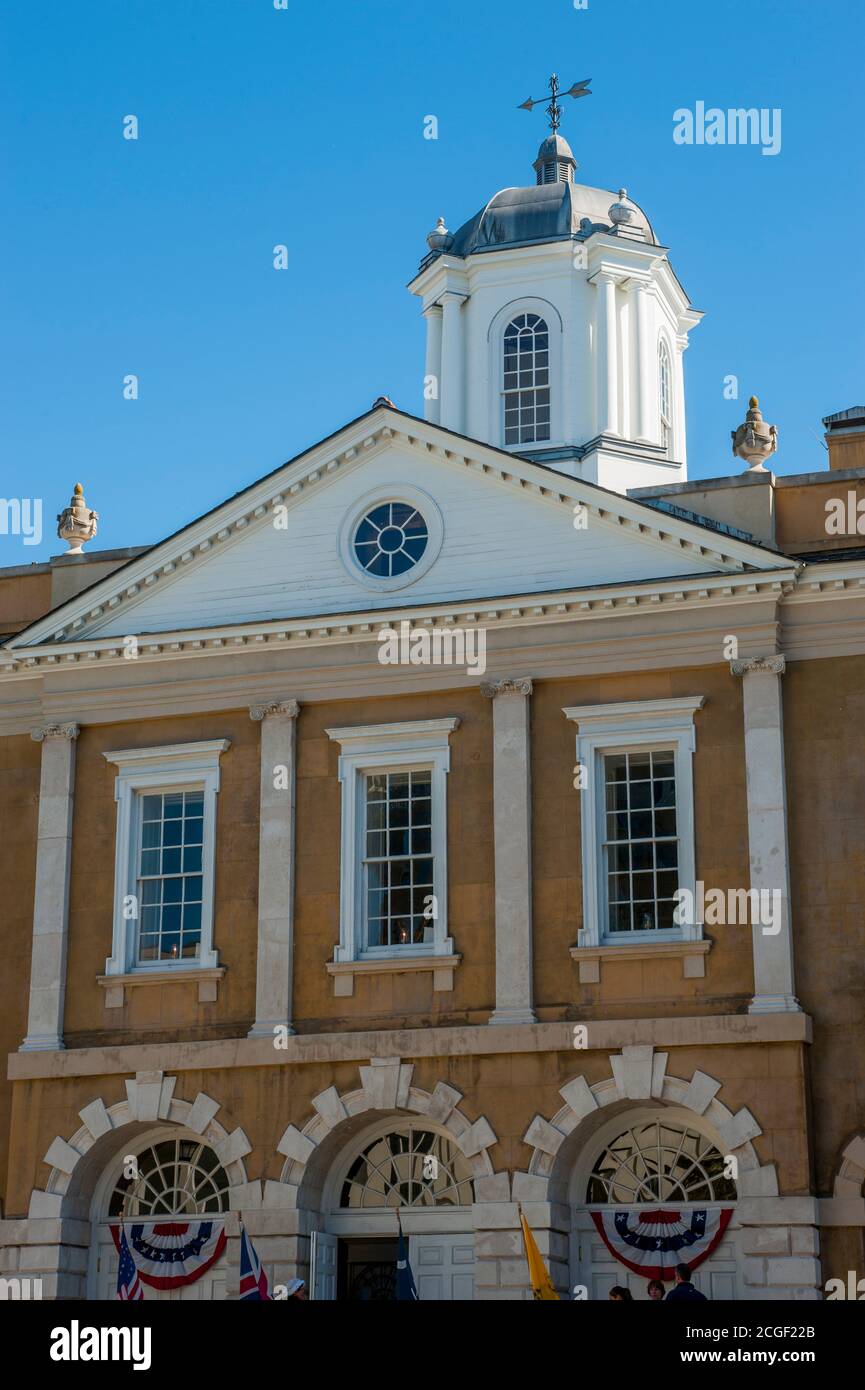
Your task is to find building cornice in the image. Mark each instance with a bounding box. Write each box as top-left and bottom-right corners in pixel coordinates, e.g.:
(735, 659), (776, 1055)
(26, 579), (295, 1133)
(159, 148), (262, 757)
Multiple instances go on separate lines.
(5, 1011), (812, 1083)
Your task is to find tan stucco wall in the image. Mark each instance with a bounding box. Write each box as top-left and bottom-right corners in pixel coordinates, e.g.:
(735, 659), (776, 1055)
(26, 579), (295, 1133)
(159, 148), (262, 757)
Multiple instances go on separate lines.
(785, 653), (865, 1196)
(0, 571), (52, 636)
(0, 733), (40, 1211)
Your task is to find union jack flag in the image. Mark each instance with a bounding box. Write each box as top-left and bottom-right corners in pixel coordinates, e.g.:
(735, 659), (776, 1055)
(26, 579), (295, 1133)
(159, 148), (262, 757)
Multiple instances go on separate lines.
(239, 1224), (271, 1300)
(116, 1227), (143, 1301)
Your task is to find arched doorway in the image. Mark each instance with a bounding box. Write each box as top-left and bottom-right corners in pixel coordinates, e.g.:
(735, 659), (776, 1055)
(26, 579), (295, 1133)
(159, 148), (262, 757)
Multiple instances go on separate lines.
(88, 1126), (231, 1300)
(314, 1118), (476, 1301)
(572, 1107), (739, 1300)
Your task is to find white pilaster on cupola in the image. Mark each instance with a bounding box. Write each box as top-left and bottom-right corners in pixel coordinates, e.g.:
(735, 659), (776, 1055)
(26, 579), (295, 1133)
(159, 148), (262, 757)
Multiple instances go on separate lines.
(423, 304), (443, 424)
(593, 271), (620, 437)
(439, 291), (467, 433)
(629, 277), (654, 444)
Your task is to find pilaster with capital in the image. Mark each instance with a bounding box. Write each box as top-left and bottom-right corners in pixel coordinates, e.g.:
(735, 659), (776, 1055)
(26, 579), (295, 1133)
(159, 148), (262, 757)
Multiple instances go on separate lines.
(629, 278), (654, 443)
(481, 677), (536, 1025)
(439, 291), (467, 434)
(248, 700), (300, 1038)
(730, 656), (800, 1013)
(423, 304), (443, 425)
(20, 722), (80, 1051)
(594, 272), (620, 437)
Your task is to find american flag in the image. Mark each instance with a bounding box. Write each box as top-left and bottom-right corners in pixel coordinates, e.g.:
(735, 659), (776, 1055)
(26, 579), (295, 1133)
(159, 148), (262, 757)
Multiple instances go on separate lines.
(239, 1224), (271, 1300)
(116, 1227), (143, 1301)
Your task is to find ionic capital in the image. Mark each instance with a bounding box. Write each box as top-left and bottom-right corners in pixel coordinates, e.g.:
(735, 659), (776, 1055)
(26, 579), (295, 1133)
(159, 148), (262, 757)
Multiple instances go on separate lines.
(31, 722), (80, 743)
(250, 699), (300, 722)
(730, 656), (786, 678)
(480, 677), (533, 699)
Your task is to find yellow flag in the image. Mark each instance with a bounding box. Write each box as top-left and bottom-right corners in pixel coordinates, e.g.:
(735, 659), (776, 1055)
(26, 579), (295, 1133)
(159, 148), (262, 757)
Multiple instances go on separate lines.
(519, 1209), (560, 1300)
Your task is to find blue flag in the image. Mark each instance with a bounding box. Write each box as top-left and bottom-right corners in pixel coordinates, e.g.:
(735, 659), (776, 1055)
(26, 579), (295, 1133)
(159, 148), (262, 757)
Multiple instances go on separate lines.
(396, 1229), (418, 1301)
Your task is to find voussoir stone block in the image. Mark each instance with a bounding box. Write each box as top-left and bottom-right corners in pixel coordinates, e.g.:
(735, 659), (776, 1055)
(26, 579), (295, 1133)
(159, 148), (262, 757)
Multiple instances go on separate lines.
(78, 1098), (113, 1141)
(185, 1092), (221, 1136)
(611, 1044), (654, 1100)
(359, 1060), (403, 1110)
(311, 1086), (348, 1129)
(130, 1071), (166, 1121)
(524, 1115), (564, 1156)
(457, 1116), (496, 1159)
(43, 1138), (80, 1175)
(736, 1164), (779, 1198)
(426, 1082), (462, 1123)
(28, 1191), (64, 1218)
(842, 1135), (865, 1170)
(558, 1075), (598, 1120)
(680, 1070), (722, 1116)
(213, 1128), (251, 1167)
(716, 1107), (761, 1153)
(277, 1125), (316, 1165)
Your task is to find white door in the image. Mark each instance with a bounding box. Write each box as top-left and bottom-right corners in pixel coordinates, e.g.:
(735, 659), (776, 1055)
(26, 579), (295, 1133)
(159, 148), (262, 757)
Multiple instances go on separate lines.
(311, 1231), (338, 1301)
(574, 1209), (739, 1302)
(409, 1233), (475, 1301)
(91, 1225), (227, 1301)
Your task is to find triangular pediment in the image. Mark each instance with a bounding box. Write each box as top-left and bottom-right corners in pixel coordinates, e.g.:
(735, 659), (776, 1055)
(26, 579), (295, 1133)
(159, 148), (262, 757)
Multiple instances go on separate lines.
(6, 407), (788, 651)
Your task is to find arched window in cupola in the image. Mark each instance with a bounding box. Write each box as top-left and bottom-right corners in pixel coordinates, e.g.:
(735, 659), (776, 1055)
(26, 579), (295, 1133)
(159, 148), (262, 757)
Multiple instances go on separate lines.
(658, 339), (672, 456)
(503, 313), (551, 446)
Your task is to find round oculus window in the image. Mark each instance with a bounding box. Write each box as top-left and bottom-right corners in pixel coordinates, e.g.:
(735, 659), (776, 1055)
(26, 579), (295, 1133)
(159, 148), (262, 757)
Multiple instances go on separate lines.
(353, 501), (429, 579)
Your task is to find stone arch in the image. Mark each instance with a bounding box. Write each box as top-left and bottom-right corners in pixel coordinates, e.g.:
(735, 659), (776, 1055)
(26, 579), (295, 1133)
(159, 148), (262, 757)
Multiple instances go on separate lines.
(266, 1057), (501, 1212)
(517, 1045), (777, 1205)
(29, 1069), (257, 1221)
(833, 1135), (865, 1198)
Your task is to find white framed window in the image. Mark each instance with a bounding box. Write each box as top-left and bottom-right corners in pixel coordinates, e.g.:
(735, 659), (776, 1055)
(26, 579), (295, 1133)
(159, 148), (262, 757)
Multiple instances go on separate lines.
(337, 484), (444, 594)
(102, 740), (230, 976)
(325, 719), (459, 964)
(563, 698), (704, 947)
(659, 339), (672, 456)
(502, 313), (551, 446)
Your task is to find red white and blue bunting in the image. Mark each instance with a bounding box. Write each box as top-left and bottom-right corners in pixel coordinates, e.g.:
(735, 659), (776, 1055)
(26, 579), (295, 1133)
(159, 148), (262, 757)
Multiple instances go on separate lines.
(110, 1220), (227, 1290)
(590, 1208), (733, 1281)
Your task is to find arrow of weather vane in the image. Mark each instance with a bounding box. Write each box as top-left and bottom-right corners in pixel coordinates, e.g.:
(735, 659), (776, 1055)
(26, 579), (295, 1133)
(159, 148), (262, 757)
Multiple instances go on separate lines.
(517, 74), (592, 132)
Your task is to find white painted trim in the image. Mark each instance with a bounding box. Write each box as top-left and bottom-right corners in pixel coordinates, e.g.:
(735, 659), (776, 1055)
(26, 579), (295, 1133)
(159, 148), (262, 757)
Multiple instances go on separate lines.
(564, 698), (704, 948)
(326, 720), (459, 968)
(336, 482), (444, 593)
(102, 740), (231, 977)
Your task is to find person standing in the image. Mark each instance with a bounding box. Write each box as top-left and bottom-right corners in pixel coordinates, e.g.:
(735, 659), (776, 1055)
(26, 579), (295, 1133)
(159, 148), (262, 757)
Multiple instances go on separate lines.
(664, 1263), (707, 1300)
(647, 1278), (665, 1301)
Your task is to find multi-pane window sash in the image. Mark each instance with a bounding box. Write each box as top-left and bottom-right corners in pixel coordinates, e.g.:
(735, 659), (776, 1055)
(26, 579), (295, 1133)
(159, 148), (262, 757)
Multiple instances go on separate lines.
(364, 770), (434, 948)
(604, 749), (679, 934)
(503, 313), (551, 445)
(137, 790), (204, 963)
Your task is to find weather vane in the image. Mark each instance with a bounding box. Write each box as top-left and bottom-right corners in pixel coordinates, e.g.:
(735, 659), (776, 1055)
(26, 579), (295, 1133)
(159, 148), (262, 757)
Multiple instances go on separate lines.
(517, 74), (592, 132)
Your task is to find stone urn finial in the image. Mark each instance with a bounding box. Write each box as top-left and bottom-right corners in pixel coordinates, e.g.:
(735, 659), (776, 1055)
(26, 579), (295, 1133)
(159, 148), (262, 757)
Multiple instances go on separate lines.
(732, 395), (778, 472)
(57, 482), (99, 554)
(426, 217), (453, 253)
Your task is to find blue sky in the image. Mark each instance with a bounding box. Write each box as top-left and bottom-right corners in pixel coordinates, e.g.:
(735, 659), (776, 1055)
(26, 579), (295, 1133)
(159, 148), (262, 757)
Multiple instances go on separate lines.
(1, 0), (863, 564)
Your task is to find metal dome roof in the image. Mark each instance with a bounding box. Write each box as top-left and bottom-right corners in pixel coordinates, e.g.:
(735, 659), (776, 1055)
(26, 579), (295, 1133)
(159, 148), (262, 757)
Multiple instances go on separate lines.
(443, 180), (656, 259)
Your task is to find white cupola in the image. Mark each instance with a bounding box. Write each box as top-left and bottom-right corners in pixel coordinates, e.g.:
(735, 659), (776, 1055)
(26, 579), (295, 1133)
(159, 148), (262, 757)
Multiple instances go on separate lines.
(408, 128), (703, 494)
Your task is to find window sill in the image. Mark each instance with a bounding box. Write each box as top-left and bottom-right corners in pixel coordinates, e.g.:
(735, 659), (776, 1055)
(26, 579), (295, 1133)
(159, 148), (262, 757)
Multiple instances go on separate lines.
(569, 939), (711, 983)
(325, 954), (461, 998)
(97, 966), (225, 1008)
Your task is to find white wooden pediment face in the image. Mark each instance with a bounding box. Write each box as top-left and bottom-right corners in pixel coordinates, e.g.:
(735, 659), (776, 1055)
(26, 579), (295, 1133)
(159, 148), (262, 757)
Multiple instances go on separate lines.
(12, 417), (780, 647)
